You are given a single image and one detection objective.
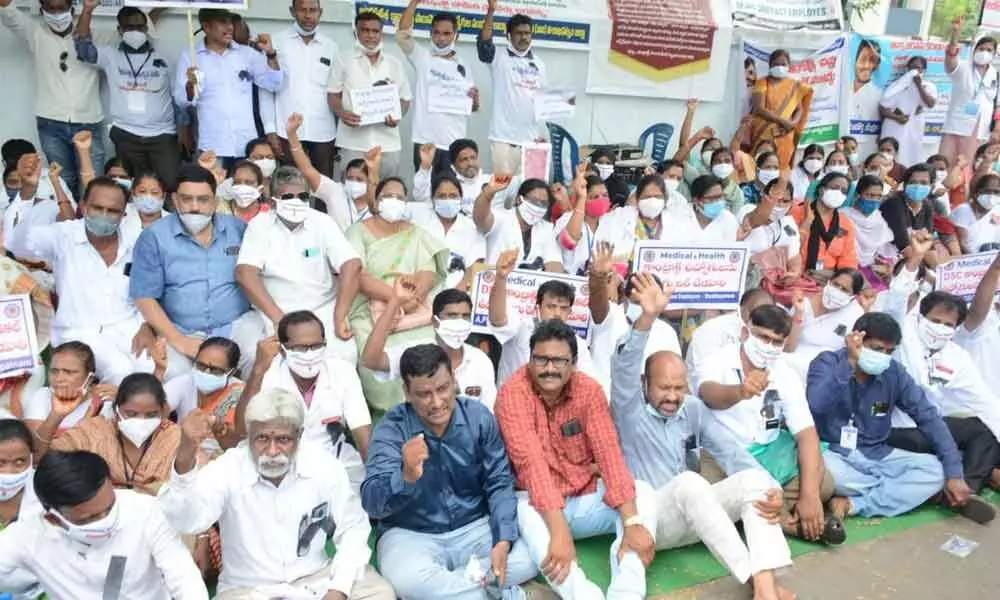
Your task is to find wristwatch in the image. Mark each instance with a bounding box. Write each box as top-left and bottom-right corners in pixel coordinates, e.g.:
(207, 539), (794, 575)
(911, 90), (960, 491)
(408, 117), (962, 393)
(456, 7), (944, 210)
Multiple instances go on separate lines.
(623, 515), (643, 528)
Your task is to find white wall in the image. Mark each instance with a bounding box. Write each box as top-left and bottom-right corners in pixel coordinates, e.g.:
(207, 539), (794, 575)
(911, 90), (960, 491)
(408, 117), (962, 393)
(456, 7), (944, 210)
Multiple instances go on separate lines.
(0, 5), (863, 178)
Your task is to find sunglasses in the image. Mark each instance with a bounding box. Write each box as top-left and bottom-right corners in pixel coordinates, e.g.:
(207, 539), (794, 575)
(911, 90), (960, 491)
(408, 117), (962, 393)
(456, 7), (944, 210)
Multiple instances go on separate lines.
(59, 51), (68, 73)
(276, 192), (311, 201)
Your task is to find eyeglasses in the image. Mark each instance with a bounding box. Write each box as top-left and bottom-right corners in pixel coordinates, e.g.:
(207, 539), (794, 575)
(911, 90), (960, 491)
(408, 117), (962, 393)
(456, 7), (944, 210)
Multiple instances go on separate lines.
(529, 355), (572, 368)
(283, 342), (326, 352)
(276, 192), (311, 201)
(194, 361), (231, 377)
(59, 51), (68, 73)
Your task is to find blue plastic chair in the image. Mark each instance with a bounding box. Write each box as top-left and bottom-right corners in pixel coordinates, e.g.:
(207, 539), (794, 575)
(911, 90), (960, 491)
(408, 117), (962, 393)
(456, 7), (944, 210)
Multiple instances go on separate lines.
(637, 122), (675, 164)
(546, 122), (580, 183)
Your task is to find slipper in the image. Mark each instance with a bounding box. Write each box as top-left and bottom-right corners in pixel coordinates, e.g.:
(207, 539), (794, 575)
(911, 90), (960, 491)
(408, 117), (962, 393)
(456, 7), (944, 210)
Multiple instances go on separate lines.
(958, 495), (996, 525)
(796, 513), (847, 545)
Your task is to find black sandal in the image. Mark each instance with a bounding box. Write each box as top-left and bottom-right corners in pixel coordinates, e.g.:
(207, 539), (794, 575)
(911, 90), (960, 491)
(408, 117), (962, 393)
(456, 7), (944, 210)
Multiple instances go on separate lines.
(958, 495), (997, 525)
(796, 512), (847, 545)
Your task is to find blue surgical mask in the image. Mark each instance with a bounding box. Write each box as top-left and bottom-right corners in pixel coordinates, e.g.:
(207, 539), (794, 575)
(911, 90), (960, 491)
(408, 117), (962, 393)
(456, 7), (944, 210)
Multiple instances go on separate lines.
(4, 187), (17, 203)
(133, 195), (164, 214)
(434, 197), (461, 219)
(112, 178), (133, 192)
(857, 347), (892, 376)
(856, 198), (881, 216)
(700, 199), (726, 220)
(625, 302), (643, 323)
(83, 214), (119, 237)
(192, 369), (229, 394)
(904, 184), (931, 204)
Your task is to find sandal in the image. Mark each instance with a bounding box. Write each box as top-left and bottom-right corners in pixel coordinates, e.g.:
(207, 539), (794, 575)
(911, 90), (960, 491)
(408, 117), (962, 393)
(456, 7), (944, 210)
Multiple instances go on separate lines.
(958, 495), (996, 525)
(796, 513), (846, 545)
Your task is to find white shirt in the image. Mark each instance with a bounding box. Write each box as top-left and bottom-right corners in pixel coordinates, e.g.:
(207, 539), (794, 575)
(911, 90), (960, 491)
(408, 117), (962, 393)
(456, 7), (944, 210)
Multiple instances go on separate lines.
(409, 204), (486, 287)
(486, 47), (546, 145)
(328, 49), (413, 153)
(879, 74), (938, 167)
(0, 6), (102, 124)
(951, 203), (1000, 253)
(0, 489), (207, 600)
(553, 213), (597, 276)
(956, 309), (1000, 395)
(736, 205), (799, 259)
(399, 32), (475, 149)
(271, 29), (339, 142)
(157, 445), (371, 596)
(790, 167), (815, 202)
(842, 207), (894, 266)
(3, 177), (78, 252)
(413, 167), (513, 216)
(237, 208), (360, 314)
(792, 298), (863, 365)
(174, 40), (285, 157)
(3, 476), (43, 600)
(485, 208), (561, 267)
(851, 81), (883, 125)
(22, 387), (112, 430)
(260, 355), (371, 480)
(377, 339), (498, 411)
(589, 303), (681, 394)
(492, 312), (597, 385)
(662, 207), (739, 244)
(8, 219), (138, 337)
(685, 311), (743, 392)
(696, 344), (815, 447)
(314, 175), (369, 232)
(943, 61), (999, 140)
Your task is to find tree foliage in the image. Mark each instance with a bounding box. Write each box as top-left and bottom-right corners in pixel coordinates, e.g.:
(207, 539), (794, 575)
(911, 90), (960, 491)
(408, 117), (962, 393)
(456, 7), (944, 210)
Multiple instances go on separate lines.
(929, 0), (983, 39)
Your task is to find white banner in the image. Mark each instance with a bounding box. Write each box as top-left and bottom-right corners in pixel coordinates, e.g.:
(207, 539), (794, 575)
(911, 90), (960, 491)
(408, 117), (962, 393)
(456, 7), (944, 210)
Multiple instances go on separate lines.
(125, 0), (248, 8)
(351, 86), (402, 126)
(983, 1), (1000, 31)
(585, 0), (734, 101)
(0, 295), (40, 379)
(936, 252), (1000, 303)
(742, 36), (845, 146)
(731, 0), (843, 31)
(633, 242), (750, 311)
(470, 269), (592, 340)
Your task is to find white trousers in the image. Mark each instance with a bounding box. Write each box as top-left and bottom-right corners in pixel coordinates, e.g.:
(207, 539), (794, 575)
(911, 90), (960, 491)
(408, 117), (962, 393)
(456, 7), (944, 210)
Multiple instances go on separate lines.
(166, 311), (262, 378)
(54, 314), (183, 385)
(654, 470), (791, 583)
(242, 305), (358, 366)
(516, 480), (658, 600)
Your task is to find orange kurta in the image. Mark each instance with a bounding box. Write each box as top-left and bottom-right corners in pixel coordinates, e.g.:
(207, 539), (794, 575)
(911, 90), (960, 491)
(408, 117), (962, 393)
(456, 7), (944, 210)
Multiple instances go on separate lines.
(790, 204), (859, 271)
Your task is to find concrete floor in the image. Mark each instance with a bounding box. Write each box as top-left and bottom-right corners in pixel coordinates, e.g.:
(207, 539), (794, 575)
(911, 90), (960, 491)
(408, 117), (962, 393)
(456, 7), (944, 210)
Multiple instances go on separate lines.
(654, 516), (1000, 599)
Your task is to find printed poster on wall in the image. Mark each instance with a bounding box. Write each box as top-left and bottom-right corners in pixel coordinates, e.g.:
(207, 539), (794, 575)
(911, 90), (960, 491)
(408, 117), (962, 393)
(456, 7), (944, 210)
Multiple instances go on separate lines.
(731, 0), (843, 31)
(742, 36), (844, 146)
(353, 0), (599, 48)
(846, 35), (968, 153)
(983, 1), (1000, 31)
(586, 0), (733, 101)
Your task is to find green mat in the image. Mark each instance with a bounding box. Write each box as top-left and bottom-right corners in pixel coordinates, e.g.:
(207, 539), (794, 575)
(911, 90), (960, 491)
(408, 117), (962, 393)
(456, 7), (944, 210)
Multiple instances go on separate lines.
(572, 488), (1000, 595)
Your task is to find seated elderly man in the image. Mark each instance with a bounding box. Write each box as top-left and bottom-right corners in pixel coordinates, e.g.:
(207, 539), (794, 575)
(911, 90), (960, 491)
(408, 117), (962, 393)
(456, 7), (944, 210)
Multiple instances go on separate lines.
(495, 319), (657, 600)
(612, 273), (793, 600)
(236, 166), (362, 365)
(0, 450), (207, 599)
(130, 164), (258, 373)
(8, 176), (170, 384)
(362, 344), (543, 599)
(239, 310), (372, 491)
(158, 388), (394, 600)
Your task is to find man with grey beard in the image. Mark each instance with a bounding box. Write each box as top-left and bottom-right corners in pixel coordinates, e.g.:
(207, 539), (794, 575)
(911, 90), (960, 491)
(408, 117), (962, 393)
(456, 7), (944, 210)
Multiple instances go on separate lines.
(157, 388), (395, 600)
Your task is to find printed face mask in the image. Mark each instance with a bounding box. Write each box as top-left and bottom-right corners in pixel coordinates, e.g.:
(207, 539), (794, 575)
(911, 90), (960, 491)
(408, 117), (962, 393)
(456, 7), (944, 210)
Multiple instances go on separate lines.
(517, 199), (547, 226)
(916, 314), (955, 351)
(284, 347), (325, 378)
(436, 318), (472, 349)
(0, 466), (31, 501)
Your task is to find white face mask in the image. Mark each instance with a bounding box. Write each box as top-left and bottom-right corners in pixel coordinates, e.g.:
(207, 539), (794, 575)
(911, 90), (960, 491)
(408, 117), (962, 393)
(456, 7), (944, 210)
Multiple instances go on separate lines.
(879, 151), (895, 163)
(436, 318), (472, 349)
(742, 330), (784, 369)
(51, 499), (120, 546)
(821, 188), (846, 209)
(275, 198), (309, 225)
(935, 170), (948, 186)
(0, 466), (31, 501)
(977, 193), (1000, 210)
(769, 65), (790, 79)
(284, 347), (325, 378)
(772, 206), (789, 220)
(758, 168), (780, 185)
(252, 158), (277, 179)
(510, 42), (532, 58)
(712, 163), (735, 179)
(179, 212), (212, 234)
(42, 10), (73, 32)
(974, 50), (995, 66)
(116, 411), (161, 448)
(293, 21), (317, 37)
(918, 280), (934, 297)
(231, 184), (261, 208)
(596, 164), (614, 181)
(121, 31), (147, 50)
(701, 150), (715, 166)
(133, 195), (164, 214)
(821, 283), (853, 310)
(663, 178), (681, 193)
(434, 197), (461, 220)
(803, 158), (824, 174)
(517, 199), (547, 226)
(827, 164), (849, 176)
(638, 196), (666, 219)
(356, 39), (383, 56)
(431, 40), (455, 56)
(378, 196), (408, 223)
(917, 314), (956, 351)
(344, 180), (368, 200)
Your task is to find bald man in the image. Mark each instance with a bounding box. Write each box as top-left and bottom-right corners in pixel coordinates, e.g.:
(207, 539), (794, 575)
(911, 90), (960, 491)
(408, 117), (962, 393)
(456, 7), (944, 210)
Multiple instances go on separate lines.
(610, 274), (795, 600)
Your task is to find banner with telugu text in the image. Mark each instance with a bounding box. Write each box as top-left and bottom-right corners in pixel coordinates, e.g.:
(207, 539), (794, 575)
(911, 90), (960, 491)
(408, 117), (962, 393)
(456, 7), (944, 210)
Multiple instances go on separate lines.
(983, 1), (1000, 31)
(585, 0), (733, 101)
(469, 269), (592, 340)
(353, 0), (596, 48)
(742, 36), (844, 146)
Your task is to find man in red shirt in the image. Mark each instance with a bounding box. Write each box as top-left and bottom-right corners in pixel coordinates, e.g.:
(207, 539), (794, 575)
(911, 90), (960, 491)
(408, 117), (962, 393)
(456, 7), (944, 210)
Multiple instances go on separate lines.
(495, 319), (657, 599)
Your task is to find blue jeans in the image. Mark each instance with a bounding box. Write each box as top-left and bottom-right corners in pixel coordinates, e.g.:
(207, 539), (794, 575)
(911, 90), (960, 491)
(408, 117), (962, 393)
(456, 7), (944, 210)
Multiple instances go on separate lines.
(36, 116), (106, 197)
(377, 517), (539, 600)
(823, 448), (944, 517)
(516, 480), (658, 600)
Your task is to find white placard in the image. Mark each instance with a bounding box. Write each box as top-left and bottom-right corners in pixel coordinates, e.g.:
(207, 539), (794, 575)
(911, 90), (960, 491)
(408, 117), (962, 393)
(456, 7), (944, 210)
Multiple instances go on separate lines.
(0, 295), (40, 379)
(470, 269), (592, 340)
(428, 79), (473, 116)
(633, 242), (750, 311)
(936, 251), (1000, 303)
(533, 88), (576, 121)
(350, 86), (402, 126)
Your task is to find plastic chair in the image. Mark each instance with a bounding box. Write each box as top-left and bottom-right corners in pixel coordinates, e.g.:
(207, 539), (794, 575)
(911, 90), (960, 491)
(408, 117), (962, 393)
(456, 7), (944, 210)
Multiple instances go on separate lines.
(637, 122), (675, 164)
(546, 122), (580, 183)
